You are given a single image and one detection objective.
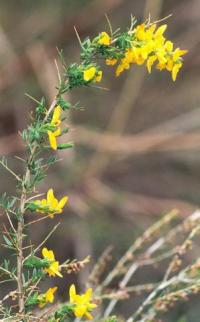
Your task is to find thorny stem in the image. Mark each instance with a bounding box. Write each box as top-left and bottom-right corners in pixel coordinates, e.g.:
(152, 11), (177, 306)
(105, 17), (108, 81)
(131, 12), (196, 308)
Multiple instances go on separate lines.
(17, 150), (35, 315)
(16, 98), (57, 317)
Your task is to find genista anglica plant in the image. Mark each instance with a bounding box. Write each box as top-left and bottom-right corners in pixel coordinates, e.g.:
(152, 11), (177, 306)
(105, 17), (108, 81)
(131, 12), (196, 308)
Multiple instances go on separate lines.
(2, 16), (200, 322)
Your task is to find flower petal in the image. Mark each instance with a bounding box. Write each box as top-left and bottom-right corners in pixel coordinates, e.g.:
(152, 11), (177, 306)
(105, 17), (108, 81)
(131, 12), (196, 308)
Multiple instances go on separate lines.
(45, 287), (58, 303)
(85, 312), (93, 320)
(42, 247), (55, 261)
(83, 67), (96, 82)
(47, 189), (54, 204)
(69, 284), (76, 302)
(48, 131), (57, 150)
(75, 305), (87, 318)
(52, 106), (62, 126)
(58, 196), (68, 209)
(85, 288), (92, 301)
(54, 127), (61, 137)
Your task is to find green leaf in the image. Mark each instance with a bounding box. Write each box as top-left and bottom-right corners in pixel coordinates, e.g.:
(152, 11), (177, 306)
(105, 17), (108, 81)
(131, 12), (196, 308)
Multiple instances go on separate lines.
(57, 97), (71, 110)
(51, 303), (74, 322)
(3, 235), (13, 247)
(24, 256), (49, 269)
(2, 234), (15, 250)
(36, 97), (46, 115)
(25, 292), (39, 308)
(57, 142), (74, 150)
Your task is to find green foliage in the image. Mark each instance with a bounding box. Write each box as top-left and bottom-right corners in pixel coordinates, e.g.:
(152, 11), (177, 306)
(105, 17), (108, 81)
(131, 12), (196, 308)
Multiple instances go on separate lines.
(56, 96), (71, 110)
(65, 63), (87, 89)
(49, 303), (74, 322)
(0, 192), (17, 211)
(25, 292), (39, 309)
(2, 232), (17, 250)
(57, 142), (74, 150)
(0, 259), (16, 280)
(24, 256), (50, 269)
(35, 97), (46, 116)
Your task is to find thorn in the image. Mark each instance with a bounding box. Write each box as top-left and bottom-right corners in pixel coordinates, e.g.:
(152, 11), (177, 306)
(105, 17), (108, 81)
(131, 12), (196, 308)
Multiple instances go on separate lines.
(74, 25), (82, 47)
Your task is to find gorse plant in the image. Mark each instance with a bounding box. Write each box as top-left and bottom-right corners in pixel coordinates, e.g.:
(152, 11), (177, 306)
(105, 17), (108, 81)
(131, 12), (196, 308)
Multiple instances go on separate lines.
(1, 15), (198, 322)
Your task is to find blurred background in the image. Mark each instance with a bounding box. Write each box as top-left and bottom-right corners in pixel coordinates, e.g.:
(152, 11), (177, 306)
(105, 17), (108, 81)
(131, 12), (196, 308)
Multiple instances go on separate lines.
(0, 0), (199, 321)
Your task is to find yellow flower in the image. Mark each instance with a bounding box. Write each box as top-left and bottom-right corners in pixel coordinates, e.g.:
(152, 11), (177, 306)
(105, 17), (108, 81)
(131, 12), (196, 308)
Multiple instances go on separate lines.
(154, 24), (167, 38)
(172, 48), (188, 61)
(145, 24), (156, 41)
(48, 106), (62, 150)
(42, 247), (63, 277)
(124, 49), (135, 63)
(114, 22), (187, 81)
(83, 66), (96, 82)
(38, 287), (57, 308)
(170, 48), (187, 81)
(156, 49), (167, 65)
(134, 23), (146, 41)
(106, 58), (117, 66)
(95, 70), (102, 82)
(164, 40), (174, 52)
(69, 284), (97, 320)
(147, 55), (157, 73)
(172, 62), (182, 82)
(48, 129), (61, 150)
(156, 62), (166, 71)
(51, 105), (62, 127)
(115, 63), (126, 77)
(134, 54), (145, 65)
(34, 189), (68, 218)
(97, 32), (111, 46)
(166, 58), (174, 72)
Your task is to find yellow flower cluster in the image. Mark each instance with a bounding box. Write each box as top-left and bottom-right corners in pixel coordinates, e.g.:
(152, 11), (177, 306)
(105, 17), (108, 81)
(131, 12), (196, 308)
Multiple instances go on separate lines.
(38, 284), (98, 321)
(38, 287), (57, 308)
(97, 31), (111, 46)
(42, 247), (62, 277)
(83, 66), (102, 83)
(34, 188), (68, 218)
(114, 24), (187, 81)
(69, 284), (97, 320)
(48, 106), (62, 150)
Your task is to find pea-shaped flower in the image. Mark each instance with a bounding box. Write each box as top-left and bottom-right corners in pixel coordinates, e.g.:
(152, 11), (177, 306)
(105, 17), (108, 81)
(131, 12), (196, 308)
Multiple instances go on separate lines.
(42, 247), (62, 277)
(69, 284), (97, 320)
(48, 106), (62, 150)
(34, 189), (68, 218)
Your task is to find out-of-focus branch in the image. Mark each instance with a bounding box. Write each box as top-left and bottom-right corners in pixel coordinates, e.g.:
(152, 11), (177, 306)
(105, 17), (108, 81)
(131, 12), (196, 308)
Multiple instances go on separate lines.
(75, 126), (200, 154)
(103, 210), (200, 318)
(2, 128), (200, 157)
(0, 23), (25, 95)
(85, 179), (196, 219)
(26, 42), (58, 103)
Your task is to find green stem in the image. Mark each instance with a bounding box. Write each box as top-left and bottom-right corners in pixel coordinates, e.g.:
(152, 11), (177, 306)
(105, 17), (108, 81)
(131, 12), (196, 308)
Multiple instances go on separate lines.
(16, 98), (58, 317)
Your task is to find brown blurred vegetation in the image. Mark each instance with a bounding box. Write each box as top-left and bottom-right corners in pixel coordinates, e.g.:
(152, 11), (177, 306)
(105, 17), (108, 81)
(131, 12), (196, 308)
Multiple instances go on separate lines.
(0, 0), (199, 321)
